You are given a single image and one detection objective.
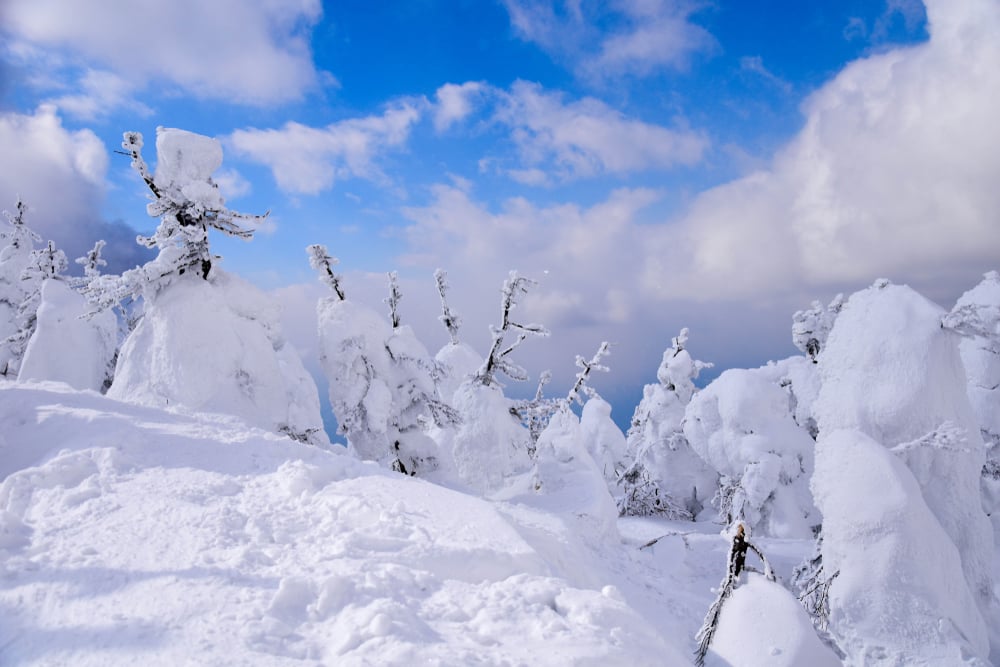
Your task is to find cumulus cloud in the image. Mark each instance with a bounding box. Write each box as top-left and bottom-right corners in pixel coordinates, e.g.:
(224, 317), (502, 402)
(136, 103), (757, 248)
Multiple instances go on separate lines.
(641, 0), (1000, 304)
(502, 0), (715, 80)
(44, 69), (152, 121)
(2, 0), (323, 105)
(227, 102), (424, 194)
(0, 106), (152, 274)
(496, 81), (707, 180)
(433, 82), (486, 132)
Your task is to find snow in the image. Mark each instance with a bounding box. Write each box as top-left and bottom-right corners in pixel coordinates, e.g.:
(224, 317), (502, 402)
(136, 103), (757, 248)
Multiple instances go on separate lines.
(0, 382), (717, 666)
(18, 279), (116, 391)
(705, 573), (840, 667)
(152, 127), (225, 212)
(815, 281), (996, 640)
(110, 270), (327, 446)
(684, 366), (817, 537)
(813, 429), (990, 664)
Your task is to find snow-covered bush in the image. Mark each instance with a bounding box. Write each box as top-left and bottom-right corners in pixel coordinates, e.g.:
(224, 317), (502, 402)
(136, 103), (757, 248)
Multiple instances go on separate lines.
(96, 129), (326, 445)
(618, 329), (717, 519)
(579, 397), (627, 487)
(684, 366), (818, 538)
(814, 280), (995, 629)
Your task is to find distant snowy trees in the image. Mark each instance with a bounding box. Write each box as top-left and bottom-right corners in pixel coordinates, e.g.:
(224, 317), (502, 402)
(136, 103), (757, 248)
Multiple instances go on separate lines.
(0, 199), (42, 378)
(618, 329), (716, 519)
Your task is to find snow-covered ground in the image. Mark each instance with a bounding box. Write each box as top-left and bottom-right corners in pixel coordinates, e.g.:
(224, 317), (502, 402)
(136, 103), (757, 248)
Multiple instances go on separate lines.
(0, 382), (821, 666)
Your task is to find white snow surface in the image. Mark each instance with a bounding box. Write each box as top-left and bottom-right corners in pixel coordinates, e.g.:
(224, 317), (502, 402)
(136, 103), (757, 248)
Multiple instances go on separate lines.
(813, 429), (990, 665)
(0, 381), (772, 666)
(109, 270), (327, 446)
(705, 573), (840, 667)
(18, 280), (116, 392)
(815, 281), (996, 635)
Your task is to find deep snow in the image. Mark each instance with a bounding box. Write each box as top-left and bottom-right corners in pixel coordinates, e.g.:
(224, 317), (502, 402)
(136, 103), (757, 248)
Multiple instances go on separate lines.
(1, 382), (825, 666)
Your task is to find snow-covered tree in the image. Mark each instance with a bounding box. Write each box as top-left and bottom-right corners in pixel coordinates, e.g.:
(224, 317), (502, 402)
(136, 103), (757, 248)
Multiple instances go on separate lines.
(617, 329), (716, 519)
(444, 271), (546, 494)
(433, 268), (481, 404)
(943, 271), (1000, 521)
(85, 129), (267, 311)
(312, 248), (456, 474)
(0, 199), (42, 377)
(813, 279), (996, 651)
(684, 364), (818, 537)
(791, 294), (845, 362)
(3, 240), (68, 378)
(475, 271), (549, 387)
(91, 129), (326, 445)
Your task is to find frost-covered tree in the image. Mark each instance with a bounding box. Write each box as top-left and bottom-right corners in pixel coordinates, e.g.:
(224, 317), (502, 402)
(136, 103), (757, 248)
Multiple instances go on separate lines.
(791, 294), (845, 362)
(85, 129), (267, 311)
(813, 280), (995, 661)
(432, 268), (481, 404)
(943, 271), (1000, 520)
(90, 129), (326, 445)
(444, 271), (546, 494)
(475, 271), (549, 387)
(617, 329), (716, 519)
(3, 240), (68, 378)
(312, 248), (456, 473)
(18, 241), (117, 392)
(0, 199), (42, 377)
(684, 364), (818, 537)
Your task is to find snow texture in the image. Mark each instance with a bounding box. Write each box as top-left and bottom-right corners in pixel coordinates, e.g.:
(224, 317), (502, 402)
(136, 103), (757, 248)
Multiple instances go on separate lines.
(704, 573), (840, 667)
(813, 429), (990, 665)
(18, 279), (116, 391)
(684, 366), (817, 537)
(814, 280), (996, 640)
(0, 383), (698, 666)
(110, 270), (327, 446)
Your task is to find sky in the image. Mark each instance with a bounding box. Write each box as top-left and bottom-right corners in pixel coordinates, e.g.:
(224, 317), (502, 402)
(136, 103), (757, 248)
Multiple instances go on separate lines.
(2, 0), (1000, 430)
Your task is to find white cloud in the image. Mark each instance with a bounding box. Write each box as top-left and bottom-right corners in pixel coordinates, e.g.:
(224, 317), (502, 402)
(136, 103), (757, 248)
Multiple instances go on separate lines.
(45, 69), (152, 121)
(738, 56), (792, 94)
(228, 102), (424, 194)
(3, 0), (323, 105)
(0, 106), (151, 273)
(495, 81), (707, 179)
(502, 0), (715, 80)
(641, 0), (1000, 303)
(433, 82), (486, 132)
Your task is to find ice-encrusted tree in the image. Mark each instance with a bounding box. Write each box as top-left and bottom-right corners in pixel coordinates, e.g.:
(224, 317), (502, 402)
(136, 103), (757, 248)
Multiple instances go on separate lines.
(88, 129), (327, 446)
(0, 199), (42, 377)
(18, 241), (117, 392)
(312, 249), (456, 474)
(85, 129), (267, 312)
(812, 280), (996, 657)
(444, 271), (547, 494)
(943, 271), (1000, 519)
(791, 294), (845, 363)
(617, 329), (716, 519)
(3, 240), (68, 378)
(432, 268), (481, 405)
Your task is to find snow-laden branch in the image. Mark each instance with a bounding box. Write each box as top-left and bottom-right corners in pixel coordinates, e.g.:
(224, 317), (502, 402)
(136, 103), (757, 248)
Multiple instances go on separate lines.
(307, 244), (345, 300)
(476, 271), (549, 387)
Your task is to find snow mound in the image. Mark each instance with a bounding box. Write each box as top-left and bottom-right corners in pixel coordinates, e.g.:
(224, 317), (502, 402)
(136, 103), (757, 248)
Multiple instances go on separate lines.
(110, 270), (327, 446)
(813, 428), (990, 664)
(705, 573), (839, 667)
(0, 383), (689, 665)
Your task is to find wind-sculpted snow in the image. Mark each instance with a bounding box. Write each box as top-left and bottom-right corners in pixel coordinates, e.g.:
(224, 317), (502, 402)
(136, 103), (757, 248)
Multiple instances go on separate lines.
(0, 383), (706, 665)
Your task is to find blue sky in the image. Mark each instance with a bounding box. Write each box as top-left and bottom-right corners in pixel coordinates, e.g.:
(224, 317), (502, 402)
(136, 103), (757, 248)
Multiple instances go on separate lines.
(2, 0), (999, 430)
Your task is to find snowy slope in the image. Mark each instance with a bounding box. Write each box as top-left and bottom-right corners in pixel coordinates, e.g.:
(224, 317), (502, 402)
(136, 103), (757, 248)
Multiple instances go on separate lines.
(0, 382), (774, 666)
